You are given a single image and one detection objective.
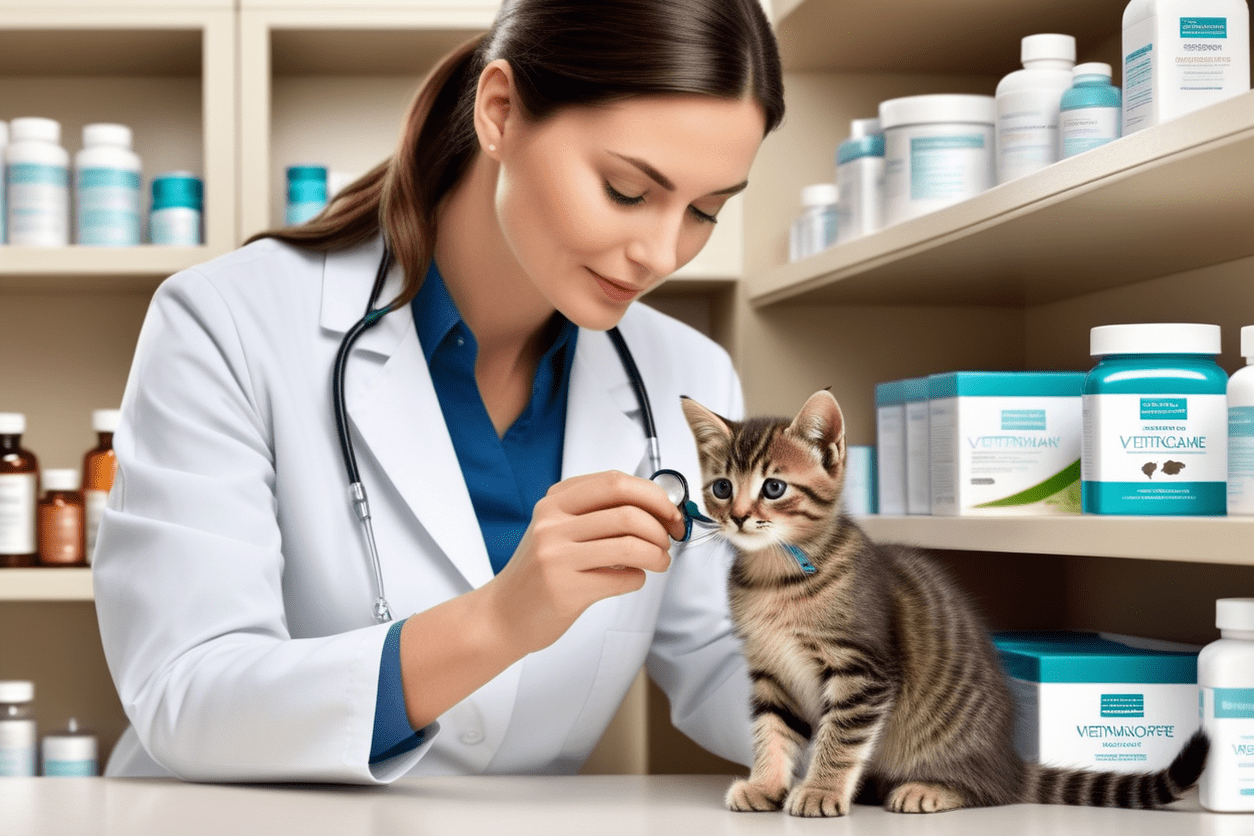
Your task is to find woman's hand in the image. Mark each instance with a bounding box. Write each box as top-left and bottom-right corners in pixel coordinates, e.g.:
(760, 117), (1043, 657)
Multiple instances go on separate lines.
(484, 470), (687, 655)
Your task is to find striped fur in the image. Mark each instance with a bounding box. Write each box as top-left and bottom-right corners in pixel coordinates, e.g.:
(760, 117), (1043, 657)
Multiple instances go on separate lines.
(680, 390), (1209, 817)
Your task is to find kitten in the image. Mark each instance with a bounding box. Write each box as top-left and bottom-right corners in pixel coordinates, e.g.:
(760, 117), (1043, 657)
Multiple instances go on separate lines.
(680, 389), (1208, 818)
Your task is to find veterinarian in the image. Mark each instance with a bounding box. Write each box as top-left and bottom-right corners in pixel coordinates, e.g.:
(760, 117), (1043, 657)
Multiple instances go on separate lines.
(92, 0), (783, 781)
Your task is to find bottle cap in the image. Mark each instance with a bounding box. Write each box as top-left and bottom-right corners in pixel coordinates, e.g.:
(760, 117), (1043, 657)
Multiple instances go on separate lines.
(801, 183), (839, 207)
(92, 409), (121, 433)
(151, 172), (203, 211)
(0, 413), (26, 434)
(879, 94), (997, 130)
(1021, 33), (1076, 64)
(1217, 598), (1254, 632)
(10, 117), (60, 144)
(849, 117), (881, 139)
(1242, 325), (1254, 360)
(0, 681), (34, 703)
(286, 165), (328, 183)
(1073, 62), (1113, 81)
(1090, 323), (1221, 356)
(43, 469), (81, 492)
(82, 123), (132, 149)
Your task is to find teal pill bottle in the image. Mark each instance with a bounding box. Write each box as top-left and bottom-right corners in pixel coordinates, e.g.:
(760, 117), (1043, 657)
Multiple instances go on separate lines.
(1081, 323), (1228, 515)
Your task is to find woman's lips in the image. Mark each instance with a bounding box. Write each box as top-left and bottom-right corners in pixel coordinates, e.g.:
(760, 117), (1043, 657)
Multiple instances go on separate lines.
(590, 269), (641, 303)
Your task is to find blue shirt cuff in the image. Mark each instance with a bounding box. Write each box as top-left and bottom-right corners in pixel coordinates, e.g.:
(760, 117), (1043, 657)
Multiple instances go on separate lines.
(370, 618), (426, 764)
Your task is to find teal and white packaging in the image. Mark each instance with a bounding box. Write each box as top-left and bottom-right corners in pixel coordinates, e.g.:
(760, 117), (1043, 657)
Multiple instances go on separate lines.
(1082, 323), (1227, 516)
(1228, 325), (1254, 515)
(995, 631), (1200, 773)
(879, 94), (996, 227)
(929, 372), (1084, 515)
(875, 381), (907, 515)
(844, 445), (876, 516)
(1122, 0), (1251, 135)
(1060, 63), (1123, 158)
(5, 117), (69, 246)
(286, 164), (328, 226)
(75, 123), (142, 246)
(835, 118), (885, 242)
(149, 172), (203, 245)
(40, 719), (97, 777)
(902, 377), (930, 515)
(1198, 598), (1254, 811)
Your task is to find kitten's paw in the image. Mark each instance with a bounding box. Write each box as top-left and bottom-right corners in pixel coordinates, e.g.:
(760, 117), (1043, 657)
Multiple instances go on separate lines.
(725, 778), (786, 812)
(784, 785), (850, 818)
(886, 782), (965, 814)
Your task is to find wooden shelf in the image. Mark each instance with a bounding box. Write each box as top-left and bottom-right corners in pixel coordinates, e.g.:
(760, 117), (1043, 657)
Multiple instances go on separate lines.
(0, 568), (93, 601)
(749, 91), (1254, 308)
(859, 515), (1254, 566)
(0, 246), (228, 294)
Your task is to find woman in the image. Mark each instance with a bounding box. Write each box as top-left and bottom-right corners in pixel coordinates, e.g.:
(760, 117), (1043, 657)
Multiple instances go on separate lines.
(94, 0), (784, 782)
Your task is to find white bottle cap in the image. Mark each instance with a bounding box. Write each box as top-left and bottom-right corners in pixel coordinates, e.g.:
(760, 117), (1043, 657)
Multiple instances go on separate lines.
(1073, 62), (1113, 80)
(43, 469), (81, 491)
(92, 409), (121, 433)
(0, 413), (26, 434)
(1021, 33), (1077, 64)
(1241, 325), (1254, 359)
(0, 121), (8, 146)
(1089, 323), (1221, 356)
(0, 681), (34, 703)
(849, 117), (881, 138)
(1217, 598), (1254, 632)
(801, 183), (839, 207)
(10, 117), (61, 144)
(82, 123), (132, 149)
(879, 94), (997, 129)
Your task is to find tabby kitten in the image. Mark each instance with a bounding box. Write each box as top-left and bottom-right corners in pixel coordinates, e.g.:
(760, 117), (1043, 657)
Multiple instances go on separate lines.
(681, 389), (1208, 818)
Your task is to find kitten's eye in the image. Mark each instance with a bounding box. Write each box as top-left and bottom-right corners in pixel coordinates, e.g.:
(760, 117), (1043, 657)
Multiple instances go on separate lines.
(711, 479), (733, 500)
(762, 479), (787, 500)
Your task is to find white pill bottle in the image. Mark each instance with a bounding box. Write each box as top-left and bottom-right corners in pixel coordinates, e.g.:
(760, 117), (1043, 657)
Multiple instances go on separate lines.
(5, 117), (69, 246)
(1228, 325), (1254, 515)
(1198, 598), (1254, 811)
(995, 34), (1076, 184)
(75, 123), (142, 246)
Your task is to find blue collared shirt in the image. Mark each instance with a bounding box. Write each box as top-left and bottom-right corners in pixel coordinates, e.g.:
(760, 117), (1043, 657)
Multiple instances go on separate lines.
(369, 261), (578, 764)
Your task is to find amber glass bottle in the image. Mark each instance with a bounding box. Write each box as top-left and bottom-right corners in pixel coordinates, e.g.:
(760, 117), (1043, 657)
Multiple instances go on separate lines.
(38, 469), (85, 567)
(82, 409), (119, 564)
(0, 413), (39, 567)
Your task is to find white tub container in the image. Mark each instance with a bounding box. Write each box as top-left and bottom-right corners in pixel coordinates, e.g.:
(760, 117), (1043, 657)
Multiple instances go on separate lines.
(880, 94), (996, 226)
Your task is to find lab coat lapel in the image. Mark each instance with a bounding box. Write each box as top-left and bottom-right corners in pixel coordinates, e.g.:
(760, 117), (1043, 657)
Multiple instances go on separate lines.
(563, 330), (649, 481)
(322, 241), (494, 591)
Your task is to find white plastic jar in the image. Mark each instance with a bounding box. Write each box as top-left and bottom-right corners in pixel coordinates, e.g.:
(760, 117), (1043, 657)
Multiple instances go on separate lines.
(75, 123), (142, 246)
(835, 117), (885, 242)
(5, 117), (69, 246)
(788, 183), (838, 262)
(995, 33), (1076, 184)
(879, 94), (996, 227)
(1198, 598), (1254, 811)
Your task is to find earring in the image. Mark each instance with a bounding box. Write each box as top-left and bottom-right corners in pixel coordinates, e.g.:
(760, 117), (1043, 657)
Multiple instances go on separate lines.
(488, 144), (497, 152)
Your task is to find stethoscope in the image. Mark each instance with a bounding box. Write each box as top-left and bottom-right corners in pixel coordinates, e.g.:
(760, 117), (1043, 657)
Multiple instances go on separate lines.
(332, 244), (715, 623)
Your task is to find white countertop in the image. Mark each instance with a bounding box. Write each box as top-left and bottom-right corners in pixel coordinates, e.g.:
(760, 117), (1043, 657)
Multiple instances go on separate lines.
(2, 774), (1250, 835)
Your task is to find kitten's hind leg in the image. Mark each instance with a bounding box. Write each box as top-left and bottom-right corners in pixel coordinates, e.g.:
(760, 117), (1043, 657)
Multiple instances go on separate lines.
(885, 782), (966, 813)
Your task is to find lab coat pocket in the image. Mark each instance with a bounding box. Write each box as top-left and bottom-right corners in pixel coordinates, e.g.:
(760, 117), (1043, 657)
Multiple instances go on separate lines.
(556, 629), (653, 765)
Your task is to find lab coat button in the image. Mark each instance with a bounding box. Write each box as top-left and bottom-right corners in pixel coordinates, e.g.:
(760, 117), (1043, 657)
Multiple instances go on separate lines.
(460, 730), (484, 745)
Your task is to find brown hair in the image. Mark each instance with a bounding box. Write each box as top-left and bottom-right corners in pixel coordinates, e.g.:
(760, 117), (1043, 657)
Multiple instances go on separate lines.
(247, 0), (784, 314)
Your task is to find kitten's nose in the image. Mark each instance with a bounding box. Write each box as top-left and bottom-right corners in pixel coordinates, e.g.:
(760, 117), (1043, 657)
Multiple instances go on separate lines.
(731, 514), (749, 530)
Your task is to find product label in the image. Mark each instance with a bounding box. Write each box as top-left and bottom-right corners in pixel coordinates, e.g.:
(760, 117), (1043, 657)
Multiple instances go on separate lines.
(6, 162), (68, 245)
(1201, 687), (1254, 809)
(77, 167), (141, 246)
(1061, 107), (1121, 157)
(1229, 406), (1254, 513)
(996, 89), (1064, 182)
(906, 401), (930, 514)
(930, 396), (1082, 515)
(0, 473), (37, 554)
(1082, 393), (1227, 514)
(1124, 20), (1157, 133)
(149, 207), (202, 246)
(43, 759), (95, 777)
(908, 134), (989, 201)
(876, 405), (907, 515)
(836, 157), (885, 241)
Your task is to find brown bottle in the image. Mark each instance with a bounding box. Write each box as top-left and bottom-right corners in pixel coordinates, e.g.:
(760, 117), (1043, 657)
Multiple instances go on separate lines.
(38, 469), (86, 567)
(82, 409), (119, 564)
(0, 413), (39, 568)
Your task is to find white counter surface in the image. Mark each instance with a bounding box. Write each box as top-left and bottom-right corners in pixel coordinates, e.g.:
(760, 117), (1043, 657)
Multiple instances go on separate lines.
(3, 774), (1251, 835)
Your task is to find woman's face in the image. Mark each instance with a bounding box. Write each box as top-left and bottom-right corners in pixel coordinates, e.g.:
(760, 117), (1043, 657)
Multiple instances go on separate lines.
(492, 92), (767, 331)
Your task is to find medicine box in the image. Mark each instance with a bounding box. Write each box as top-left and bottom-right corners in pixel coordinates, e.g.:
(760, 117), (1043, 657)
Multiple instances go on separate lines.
(875, 381), (907, 515)
(844, 445), (876, 516)
(902, 377), (930, 515)
(929, 371), (1084, 515)
(994, 631), (1200, 773)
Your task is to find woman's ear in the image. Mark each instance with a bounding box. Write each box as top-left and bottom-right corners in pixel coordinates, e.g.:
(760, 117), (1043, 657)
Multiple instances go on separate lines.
(474, 59), (514, 161)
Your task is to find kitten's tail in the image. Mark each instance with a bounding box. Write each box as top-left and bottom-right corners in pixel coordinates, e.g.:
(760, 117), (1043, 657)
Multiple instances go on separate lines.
(1024, 730), (1208, 808)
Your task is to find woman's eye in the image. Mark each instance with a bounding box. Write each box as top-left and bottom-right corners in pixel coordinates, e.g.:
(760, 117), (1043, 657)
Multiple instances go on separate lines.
(604, 182), (645, 207)
(688, 205), (719, 225)
(762, 479), (786, 500)
(711, 479), (733, 500)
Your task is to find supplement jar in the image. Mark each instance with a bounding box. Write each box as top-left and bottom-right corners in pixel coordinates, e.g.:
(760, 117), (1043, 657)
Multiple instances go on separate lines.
(879, 94), (996, 227)
(75, 123), (142, 246)
(0, 680), (36, 777)
(5, 117), (69, 246)
(835, 117), (885, 242)
(788, 183), (838, 262)
(1198, 598), (1254, 811)
(149, 171), (203, 245)
(1081, 323), (1227, 515)
(1060, 63), (1123, 159)
(1229, 325), (1254, 514)
(286, 164), (328, 226)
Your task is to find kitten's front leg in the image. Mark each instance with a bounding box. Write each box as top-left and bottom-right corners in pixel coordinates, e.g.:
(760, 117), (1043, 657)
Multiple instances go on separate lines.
(785, 674), (893, 818)
(726, 672), (810, 812)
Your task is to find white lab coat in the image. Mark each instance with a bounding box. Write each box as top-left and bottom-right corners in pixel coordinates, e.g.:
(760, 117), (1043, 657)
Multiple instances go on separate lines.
(93, 235), (753, 783)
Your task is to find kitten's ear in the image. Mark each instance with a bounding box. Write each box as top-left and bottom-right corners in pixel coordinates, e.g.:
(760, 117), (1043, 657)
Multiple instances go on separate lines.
(789, 390), (846, 461)
(681, 396), (732, 445)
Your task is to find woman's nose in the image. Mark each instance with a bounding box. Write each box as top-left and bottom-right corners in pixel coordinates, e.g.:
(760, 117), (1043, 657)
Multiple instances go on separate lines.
(624, 212), (681, 279)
